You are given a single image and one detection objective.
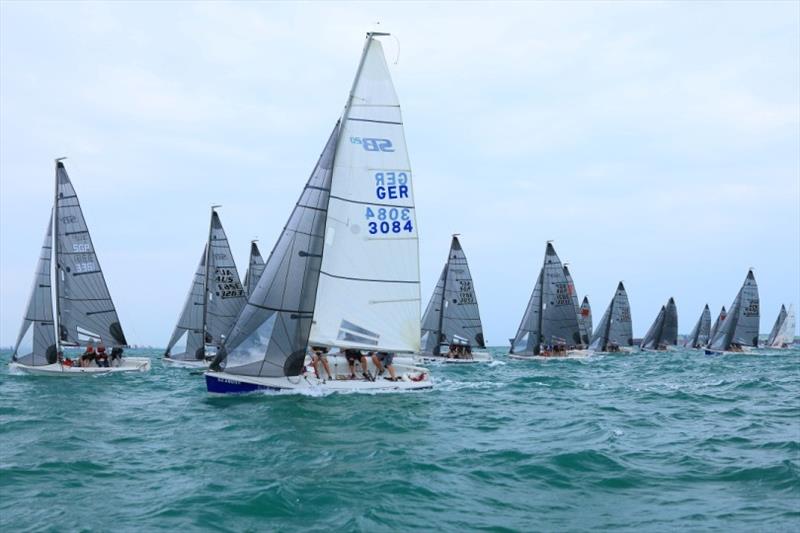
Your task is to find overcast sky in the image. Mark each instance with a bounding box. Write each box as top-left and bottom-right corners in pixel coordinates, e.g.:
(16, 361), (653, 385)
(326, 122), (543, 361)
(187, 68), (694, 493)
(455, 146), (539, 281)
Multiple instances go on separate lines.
(1, 1), (798, 347)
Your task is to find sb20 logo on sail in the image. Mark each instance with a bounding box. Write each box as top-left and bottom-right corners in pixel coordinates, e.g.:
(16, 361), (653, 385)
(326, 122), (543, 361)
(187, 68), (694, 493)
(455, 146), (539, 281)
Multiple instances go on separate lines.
(350, 137), (394, 152)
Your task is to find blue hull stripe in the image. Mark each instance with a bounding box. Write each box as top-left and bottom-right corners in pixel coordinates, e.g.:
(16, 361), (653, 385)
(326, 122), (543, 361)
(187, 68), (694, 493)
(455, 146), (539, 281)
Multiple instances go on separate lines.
(205, 374), (282, 394)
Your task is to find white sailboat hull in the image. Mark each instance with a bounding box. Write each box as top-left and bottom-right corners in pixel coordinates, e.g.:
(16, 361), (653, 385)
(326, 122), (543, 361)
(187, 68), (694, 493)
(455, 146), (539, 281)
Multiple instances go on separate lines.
(9, 357), (151, 375)
(206, 357), (432, 394)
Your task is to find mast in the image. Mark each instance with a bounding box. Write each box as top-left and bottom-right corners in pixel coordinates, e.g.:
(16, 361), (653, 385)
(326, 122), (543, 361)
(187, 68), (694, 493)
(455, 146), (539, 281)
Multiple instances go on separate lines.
(203, 205), (221, 350)
(53, 157), (66, 350)
(536, 242), (553, 354)
(435, 236), (455, 355)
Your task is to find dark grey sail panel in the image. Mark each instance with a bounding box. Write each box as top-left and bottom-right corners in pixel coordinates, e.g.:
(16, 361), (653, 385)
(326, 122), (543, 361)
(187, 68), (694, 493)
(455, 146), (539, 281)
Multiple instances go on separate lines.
(589, 282), (633, 352)
(708, 306), (726, 345)
(12, 211), (57, 366)
(206, 211), (246, 345)
(580, 296), (592, 344)
(662, 298), (678, 346)
(441, 237), (485, 349)
(212, 123), (338, 377)
(563, 266), (589, 346)
(766, 305), (787, 346)
(510, 269), (543, 355)
(54, 162), (127, 347)
(641, 306), (666, 349)
(685, 304), (711, 348)
(165, 247), (207, 360)
(541, 244), (582, 347)
(243, 242), (266, 298)
(420, 264), (446, 354)
(710, 270), (760, 349)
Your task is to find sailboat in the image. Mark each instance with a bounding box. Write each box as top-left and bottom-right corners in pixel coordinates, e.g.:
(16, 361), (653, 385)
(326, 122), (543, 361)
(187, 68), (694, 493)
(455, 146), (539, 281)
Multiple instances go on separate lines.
(684, 304), (711, 349)
(766, 304), (795, 348)
(563, 264), (590, 348)
(164, 207), (247, 368)
(204, 32), (431, 393)
(508, 242), (583, 358)
(580, 296), (592, 344)
(708, 305), (727, 343)
(705, 269), (759, 355)
(415, 235), (491, 364)
(640, 297), (678, 351)
(243, 240), (266, 297)
(588, 282), (634, 353)
(9, 159), (149, 375)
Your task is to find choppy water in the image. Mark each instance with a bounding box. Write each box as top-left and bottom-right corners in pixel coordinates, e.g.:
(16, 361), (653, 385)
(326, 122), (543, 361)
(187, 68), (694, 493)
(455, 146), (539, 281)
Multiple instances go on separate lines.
(1, 347), (798, 532)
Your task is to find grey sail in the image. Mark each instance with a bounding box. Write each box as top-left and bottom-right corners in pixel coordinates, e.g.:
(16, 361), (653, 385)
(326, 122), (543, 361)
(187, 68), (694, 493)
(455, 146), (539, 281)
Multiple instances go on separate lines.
(685, 304), (711, 348)
(510, 270), (543, 355)
(641, 306), (666, 349)
(708, 306), (726, 344)
(563, 265), (589, 346)
(206, 211), (247, 345)
(510, 243), (581, 355)
(662, 297), (678, 345)
(211, 123), (338, 377)
(12, 210), (57, 366)
(243, 241), (266, 298)
(164, 247), (207, 360)
(55, 162), (127, 347)
(580, 296), (592, 342)
(589, 282), (633, 352)
(420, 236), (485, 355)
(709, 270), (760, 350)
(766, 305), (787, 346)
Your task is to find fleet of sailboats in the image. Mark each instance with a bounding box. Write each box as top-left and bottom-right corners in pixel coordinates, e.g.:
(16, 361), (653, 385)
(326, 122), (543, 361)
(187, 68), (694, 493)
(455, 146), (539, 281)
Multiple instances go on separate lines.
(6, 34), (796, 389)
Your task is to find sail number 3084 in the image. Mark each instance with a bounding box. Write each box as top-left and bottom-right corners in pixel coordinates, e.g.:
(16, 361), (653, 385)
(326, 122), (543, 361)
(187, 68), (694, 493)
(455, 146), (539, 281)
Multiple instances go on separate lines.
(365, 207), (413, 234)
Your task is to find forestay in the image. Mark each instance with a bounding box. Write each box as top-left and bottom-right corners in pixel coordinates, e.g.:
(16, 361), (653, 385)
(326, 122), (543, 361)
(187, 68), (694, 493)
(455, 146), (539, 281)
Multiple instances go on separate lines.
(589, 282), (633, 352)
(709, 270), (760, 350)
(12, 211), (57, 366)
(420, 236), (485, 354)
(243, 241), (266, 298)
(55, 162), (127, 347)
(685, 304), (711, 348)
(309, 35), (421, 354)
(165, 248), (207, 360)
(211, 124), (338, 377)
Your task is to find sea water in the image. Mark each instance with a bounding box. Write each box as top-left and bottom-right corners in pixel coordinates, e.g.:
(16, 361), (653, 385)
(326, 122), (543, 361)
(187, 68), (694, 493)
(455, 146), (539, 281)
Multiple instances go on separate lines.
(1, 347), (798, 531)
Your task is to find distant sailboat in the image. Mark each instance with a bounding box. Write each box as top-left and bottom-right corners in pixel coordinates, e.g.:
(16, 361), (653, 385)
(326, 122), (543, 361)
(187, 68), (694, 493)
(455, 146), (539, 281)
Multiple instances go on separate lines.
(9, 160), (149, 375)
(706, 270), (759, 355)
(588, 282), (634, 353)
(509, 242), (583, 358)
(684, 304), (711, 349)
(640, 297), (678, 351)
(580, 296), (592, 344)
(205, 32), (431, 393)
(766, 304), (795, 348)
(164, 207), (247, 367)
(243, 240), (266, 298)
(708, 305), (727, 343)
(417, 235), (491, 364)
(563, 265), (590, 347)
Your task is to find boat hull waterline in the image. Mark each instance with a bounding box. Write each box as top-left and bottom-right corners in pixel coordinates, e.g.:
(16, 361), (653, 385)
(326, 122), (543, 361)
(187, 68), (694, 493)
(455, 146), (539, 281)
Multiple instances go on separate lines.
(9, 357), (151, 375)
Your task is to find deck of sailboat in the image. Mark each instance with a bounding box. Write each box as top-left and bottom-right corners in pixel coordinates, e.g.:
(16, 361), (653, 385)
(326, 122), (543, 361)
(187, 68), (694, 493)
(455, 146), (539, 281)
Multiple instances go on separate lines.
(9, 357), (151, 375)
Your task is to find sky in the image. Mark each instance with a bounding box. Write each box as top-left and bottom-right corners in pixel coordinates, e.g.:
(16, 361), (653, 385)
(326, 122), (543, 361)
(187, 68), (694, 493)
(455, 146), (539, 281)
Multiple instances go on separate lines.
(1, 1), (798, 347)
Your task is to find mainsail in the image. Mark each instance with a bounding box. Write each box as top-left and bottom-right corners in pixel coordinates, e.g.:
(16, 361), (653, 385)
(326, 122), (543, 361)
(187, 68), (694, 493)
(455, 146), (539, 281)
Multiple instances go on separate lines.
(766, 305), (787, 346)
(510, 243), (581, 355)
(308, 34), (420, 353)
(563, 265), (589, 346)
(640, 297), (678, 349)
(420, 236), (485, 355)
(580, 296), (592, 344)
(243, 241), (266, 298)
(206, 211), (246, 345)
(213, 33), (418, 376)
(684, 304), (711, 348)
(708, 306), (726, 344)
(12, 210), (57, 366)
(768, 304), (795, 348)
(709, 270), (760, 350)
(588, 282), (633, 352)
(54, 161), (127, 347)
(165, 247), (207, 359)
